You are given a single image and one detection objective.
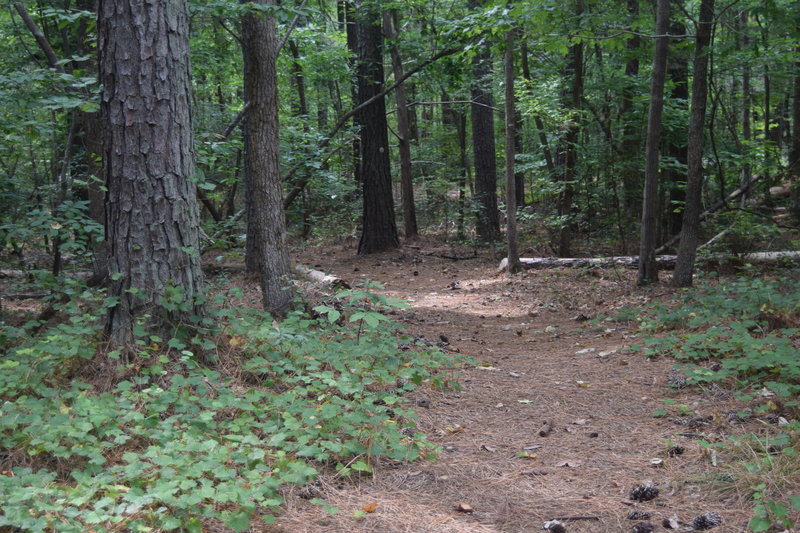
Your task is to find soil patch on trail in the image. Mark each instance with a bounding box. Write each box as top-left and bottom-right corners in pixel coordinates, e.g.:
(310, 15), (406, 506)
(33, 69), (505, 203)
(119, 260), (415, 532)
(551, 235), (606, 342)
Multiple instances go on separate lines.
(260, 239), (762, 532)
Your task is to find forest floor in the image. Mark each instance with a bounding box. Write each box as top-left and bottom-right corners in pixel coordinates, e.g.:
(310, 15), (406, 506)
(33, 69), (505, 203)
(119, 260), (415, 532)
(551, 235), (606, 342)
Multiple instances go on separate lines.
(240, 237), (773, 533)
(0, 238), (779, 533)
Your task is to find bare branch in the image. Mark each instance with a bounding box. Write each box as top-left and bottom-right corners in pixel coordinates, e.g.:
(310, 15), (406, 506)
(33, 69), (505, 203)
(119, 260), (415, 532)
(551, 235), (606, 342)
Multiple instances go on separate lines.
(277, 0), (308, 55)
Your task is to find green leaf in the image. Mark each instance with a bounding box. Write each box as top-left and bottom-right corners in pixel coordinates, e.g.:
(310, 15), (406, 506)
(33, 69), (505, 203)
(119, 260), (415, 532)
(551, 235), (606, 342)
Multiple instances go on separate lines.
(351, 460), (372, 473)
(224, 511), (252, 532)
(790, 494), (800, 511)
(748, 516), (772, 532)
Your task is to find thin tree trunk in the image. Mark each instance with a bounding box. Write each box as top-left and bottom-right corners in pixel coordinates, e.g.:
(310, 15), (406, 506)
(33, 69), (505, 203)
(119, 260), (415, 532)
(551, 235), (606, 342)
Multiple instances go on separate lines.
(504, 31), (521, 273)
(637, 0), (670, 285)
(242, 0), (293, 313)
(99, 0), (205, 343)
(443, 94), (470, 239)
(344, 0), (361, 186)
(384, 10), (418, 239)
(673, 0), (715, 287)
(740, 11), (752, 207)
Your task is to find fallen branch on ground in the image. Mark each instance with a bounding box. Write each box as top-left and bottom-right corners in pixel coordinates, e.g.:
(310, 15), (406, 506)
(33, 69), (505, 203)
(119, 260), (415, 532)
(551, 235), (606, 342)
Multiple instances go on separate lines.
(498, 250), (800, 272)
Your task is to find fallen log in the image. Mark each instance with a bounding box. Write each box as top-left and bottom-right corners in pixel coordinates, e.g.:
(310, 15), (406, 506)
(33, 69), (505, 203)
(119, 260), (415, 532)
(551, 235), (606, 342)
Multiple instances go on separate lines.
(498, 255), (677, 272)
(293, 264), (350, 289)
(498, 251), (800, 272)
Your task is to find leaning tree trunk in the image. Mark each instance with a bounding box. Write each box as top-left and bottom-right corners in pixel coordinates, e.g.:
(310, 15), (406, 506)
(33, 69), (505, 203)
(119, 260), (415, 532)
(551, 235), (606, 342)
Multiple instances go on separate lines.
(637, 0), (670, 285)
(355, 0), (399, 254)
(242, 0), (294, 314)
(673, 0), (716, 287)
(99, 0), (205, 344)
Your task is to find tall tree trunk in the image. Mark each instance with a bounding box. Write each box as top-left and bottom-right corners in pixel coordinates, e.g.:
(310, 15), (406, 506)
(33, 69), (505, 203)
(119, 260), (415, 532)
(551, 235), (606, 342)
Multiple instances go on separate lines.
(344, 0), (361, 186)
(791, 54), (800, 175)
(288, 40), (309, 122)
(99, 0), (205, 343)
(666, 23), (689, 237)
(288, 39), (312, 240)
(620, 0), (641, 215)
(740, 12), (752, 207)
(504, 31), (521, 273)
(790, 53), (800, 220)
(443, 93), (470, 239)
(355, 1), (399, 254)
(557, 29), (583, 257)
(242, 0), (293, 313)
(384, 10), (418, 239)
(469, 0), (500, 243)
(637, 0), (670, 285)
(673, 0), (715, 287)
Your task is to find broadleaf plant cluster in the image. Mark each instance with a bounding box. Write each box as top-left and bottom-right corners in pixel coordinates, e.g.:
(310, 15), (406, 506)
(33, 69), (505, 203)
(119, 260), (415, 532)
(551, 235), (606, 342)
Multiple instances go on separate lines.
(0, 284), (464, 532)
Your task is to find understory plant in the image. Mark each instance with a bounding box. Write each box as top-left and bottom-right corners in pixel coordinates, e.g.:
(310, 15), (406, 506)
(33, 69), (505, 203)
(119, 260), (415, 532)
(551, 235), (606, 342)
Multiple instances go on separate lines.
(626, 273), (800, 529)
(0, 283), (463, 532)
(633, 275), (800, 400)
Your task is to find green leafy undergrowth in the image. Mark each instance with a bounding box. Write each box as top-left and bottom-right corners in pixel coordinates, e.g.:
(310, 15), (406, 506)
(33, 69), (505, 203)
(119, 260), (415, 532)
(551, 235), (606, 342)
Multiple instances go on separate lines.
(0, 286), (464, 532)
(630, 275), (800, 400)
(626, 275), (800, 529)
(699, 430), (800, 532)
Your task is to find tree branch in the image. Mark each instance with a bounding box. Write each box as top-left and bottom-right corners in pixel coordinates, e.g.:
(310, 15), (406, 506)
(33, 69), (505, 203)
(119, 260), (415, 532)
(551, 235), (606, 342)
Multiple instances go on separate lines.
(13, 3), (64, 72)
(277, 0), (308, 55)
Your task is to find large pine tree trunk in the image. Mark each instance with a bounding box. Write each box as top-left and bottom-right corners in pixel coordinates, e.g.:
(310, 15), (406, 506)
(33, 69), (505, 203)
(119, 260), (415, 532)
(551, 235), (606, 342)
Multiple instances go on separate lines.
(469, 0), (500, 243)
(673, 0), (716, 287)
(637, 0), (670, 285)
(355, 1), (399, 255)
(242, 0), (293, 314)
(99, 0), (205, 344)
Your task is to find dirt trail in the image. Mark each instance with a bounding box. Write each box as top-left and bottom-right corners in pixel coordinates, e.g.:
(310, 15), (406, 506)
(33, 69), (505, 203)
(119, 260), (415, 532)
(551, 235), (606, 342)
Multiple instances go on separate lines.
(268, 241), (754, 533)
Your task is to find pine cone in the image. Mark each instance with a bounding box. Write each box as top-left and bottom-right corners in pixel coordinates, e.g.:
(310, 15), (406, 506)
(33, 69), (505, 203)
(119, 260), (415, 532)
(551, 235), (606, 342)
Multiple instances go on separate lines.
(629, 483), (659, 502)
(668, 371), (688, 389)
(298, 480), (323, 500)
(667, 445), (685, 457)
(632, 523), (654, 533)
(627, 510), (651, 520)
(400, 427), (416, 437)
(691, 511), (722, 530)
(673, 415), (712, 428)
